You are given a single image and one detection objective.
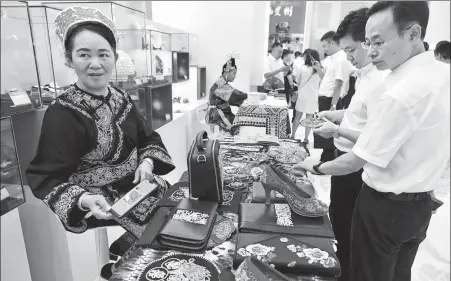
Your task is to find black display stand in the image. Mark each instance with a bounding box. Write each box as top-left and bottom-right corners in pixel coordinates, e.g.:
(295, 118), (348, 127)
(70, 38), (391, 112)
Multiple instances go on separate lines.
(197, 66), (207, 99)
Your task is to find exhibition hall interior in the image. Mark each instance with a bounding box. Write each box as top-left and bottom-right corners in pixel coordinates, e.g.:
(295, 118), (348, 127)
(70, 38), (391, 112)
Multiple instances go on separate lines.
(1, 1), (449, 281)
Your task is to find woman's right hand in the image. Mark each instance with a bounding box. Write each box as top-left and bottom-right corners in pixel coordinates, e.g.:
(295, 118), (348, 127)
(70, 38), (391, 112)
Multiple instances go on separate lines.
(80, 194), (114, 220)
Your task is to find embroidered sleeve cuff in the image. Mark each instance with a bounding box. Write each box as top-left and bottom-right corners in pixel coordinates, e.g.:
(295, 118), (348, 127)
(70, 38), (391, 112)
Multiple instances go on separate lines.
(139, 144), (175, 175)
(43, 183), (89, 233)
(352, 146), (388, 169)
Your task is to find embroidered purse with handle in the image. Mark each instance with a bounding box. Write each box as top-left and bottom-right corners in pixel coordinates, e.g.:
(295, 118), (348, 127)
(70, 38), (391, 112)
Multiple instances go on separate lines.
(188, 130), (224, 204)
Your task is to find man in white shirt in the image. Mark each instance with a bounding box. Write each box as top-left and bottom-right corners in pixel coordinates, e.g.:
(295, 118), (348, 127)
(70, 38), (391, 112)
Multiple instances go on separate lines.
(263, 43), (290, 92)
(309, 8), (389, 281)
(315, 31), (355, 162)
(292, 2), (450, 281)
(292, 51), (304, 81)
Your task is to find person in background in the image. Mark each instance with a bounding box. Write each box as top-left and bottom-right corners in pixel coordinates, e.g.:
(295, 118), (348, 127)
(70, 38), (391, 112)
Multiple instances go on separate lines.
(25, 7), (175, 279)
(292, 2), (450, 281)
(292, 51), (305, 78)
(291, 49), (323, 143)
(282, 49), (296, 105)
(263, 43), (290, 92)
(434, 40), (450, 63)
(313, 8), (390, 281)
(207, 57), (266, 132)
(315, 31), (354, 162)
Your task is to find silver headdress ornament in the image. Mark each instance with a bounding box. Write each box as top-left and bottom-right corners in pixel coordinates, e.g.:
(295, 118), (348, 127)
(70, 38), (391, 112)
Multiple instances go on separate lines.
(55, 6), (119, 46)
(224, 52), (240, 73)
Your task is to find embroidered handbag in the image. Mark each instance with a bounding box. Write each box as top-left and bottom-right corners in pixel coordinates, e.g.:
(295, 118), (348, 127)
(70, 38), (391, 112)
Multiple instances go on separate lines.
(188, 131), (224, 204)
(234, 233), (341, 277)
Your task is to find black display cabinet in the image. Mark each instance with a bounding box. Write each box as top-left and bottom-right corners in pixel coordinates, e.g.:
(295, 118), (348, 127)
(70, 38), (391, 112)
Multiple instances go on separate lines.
(197, 66), (207, 99)
(172, 52), (190, 83)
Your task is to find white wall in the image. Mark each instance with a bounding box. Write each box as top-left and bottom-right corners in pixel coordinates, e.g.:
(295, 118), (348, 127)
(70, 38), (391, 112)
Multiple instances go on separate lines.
(426, 1), (450, 49)
(152, 1), (269, 91)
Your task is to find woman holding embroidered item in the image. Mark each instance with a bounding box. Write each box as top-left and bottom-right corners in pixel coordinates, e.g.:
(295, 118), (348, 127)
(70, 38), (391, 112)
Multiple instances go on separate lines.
(206, 54), (266, 132)
(25, 6), (175, 278)
(291, 49), (323, 143)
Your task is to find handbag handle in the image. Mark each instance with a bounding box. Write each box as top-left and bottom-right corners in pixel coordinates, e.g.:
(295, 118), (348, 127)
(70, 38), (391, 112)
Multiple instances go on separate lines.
(195, 131), (209, 151)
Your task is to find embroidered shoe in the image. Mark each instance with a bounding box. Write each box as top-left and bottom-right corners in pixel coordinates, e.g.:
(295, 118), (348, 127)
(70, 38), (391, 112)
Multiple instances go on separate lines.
(235, 257), (293, 281)
(260, 164), (328, 217)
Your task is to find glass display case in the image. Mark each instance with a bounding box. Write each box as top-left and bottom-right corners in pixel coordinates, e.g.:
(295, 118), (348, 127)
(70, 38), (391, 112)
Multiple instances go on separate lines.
(148, 29), (173, 85)
(1, 117), (26, 216)
(189, 34), (199, 66)
(171, 33), (189, 52)
(28, 5), (73, 105)
(1, 1), (42, 116)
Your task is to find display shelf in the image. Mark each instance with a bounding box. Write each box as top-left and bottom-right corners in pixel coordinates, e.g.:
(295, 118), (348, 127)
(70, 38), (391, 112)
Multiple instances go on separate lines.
(0, 117), (25, 216)
(1, 1), (43, 116)
(172, 51), (190, 83)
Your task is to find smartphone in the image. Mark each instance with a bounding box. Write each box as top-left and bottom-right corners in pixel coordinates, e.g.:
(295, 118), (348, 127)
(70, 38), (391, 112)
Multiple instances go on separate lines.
(431, 196), (443, 212)
(110, 179), (159, 218)
(309, 53), (317, 64)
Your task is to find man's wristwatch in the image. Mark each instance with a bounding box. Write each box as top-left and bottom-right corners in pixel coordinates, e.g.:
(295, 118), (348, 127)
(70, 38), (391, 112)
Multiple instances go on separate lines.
(313, 161), (325, 175)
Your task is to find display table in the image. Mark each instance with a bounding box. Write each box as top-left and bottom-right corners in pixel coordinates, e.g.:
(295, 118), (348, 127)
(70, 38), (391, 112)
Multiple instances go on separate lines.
(109, 139), (338, 281)
(232, 95), (291, 138)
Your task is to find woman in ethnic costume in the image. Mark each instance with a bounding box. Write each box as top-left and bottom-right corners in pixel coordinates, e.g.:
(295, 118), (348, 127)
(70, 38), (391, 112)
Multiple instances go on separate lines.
(206, 56), (266, 132)
(25, 7), (175, 278)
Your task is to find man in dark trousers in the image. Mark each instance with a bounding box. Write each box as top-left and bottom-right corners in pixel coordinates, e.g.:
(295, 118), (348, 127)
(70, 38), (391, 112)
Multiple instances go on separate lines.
(292, 2), (450, 280)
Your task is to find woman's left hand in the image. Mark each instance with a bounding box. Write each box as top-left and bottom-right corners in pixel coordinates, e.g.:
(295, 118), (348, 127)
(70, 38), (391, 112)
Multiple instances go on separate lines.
(133, 160), (154, 184)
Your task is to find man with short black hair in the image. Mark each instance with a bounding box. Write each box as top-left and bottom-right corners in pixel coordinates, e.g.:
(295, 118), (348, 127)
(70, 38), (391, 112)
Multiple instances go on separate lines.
(315, 31), (354, 162)
(313, 8), (390, 281)
(263, 42), (290, 91)
(292, 2), (450, 281)
(434, 40), (450, 63)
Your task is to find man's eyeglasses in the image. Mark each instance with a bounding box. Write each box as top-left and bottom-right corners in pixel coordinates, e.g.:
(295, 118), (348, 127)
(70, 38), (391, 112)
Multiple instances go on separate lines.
(362, 25), (415, 50)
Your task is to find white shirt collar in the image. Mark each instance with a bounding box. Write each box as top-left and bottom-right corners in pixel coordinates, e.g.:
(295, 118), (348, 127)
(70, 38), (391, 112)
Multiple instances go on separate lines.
(330, 50), (344, 60)
(387, 51), (435, 82)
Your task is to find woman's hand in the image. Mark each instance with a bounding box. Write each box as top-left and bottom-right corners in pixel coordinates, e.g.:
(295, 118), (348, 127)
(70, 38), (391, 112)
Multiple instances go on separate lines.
(81, 194), (114, 220)
(133, 160), (154, 184)
(260, 93), (268, 100)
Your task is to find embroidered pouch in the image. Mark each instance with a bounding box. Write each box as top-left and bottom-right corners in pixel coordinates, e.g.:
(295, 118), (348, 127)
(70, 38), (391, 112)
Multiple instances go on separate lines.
(238, 203), (334, 238)
(233, 233), (340, 277)
(137, 253), (220, 281)
(158, 182), (243, 213)
(157, 198), (218, 253)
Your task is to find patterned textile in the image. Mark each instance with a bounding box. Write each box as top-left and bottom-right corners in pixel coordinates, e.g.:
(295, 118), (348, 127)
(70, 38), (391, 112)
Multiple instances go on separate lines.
(26, 84), (175, 237)
(109, 140), (337, 281)
(232, 105), (290, 138)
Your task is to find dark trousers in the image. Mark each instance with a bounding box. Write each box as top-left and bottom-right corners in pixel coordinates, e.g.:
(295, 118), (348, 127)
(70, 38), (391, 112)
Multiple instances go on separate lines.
(314, 96), (335, 161)
(350, 184), (432, 281)
(329, 151), (363, 281)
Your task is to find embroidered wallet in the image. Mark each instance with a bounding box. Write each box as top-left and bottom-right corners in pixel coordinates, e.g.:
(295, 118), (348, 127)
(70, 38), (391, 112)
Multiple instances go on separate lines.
(157, 198), (218, 253)
(239, 203), (335, 238)
(234, 233), (341, 277)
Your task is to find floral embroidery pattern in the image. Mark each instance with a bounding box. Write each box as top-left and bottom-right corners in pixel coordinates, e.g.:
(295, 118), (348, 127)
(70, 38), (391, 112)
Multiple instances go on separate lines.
(139, 257), (213, 281)
(44, 183), (88, 233)
(234, 259), (258, 281)
(236, 244), (277, 264)
(139, 144), (174, 168)
(69, 149), (138, 187)
(287, 244), (337, 268)
(274, 204), (293, 227)
(172, 210), (209, 225)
